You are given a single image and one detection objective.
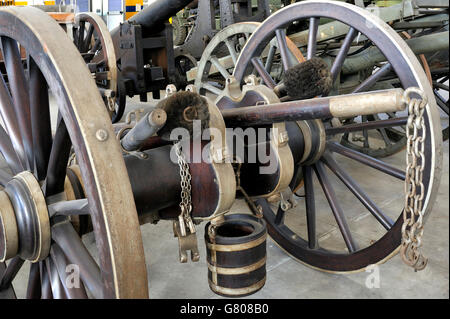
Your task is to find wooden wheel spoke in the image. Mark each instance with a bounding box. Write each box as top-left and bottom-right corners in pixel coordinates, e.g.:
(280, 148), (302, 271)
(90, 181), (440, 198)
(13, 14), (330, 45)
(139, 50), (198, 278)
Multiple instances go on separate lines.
(434, 89), (447, 103)
(83, 24), (95, 53)
(314, 161), (358, 253)
(200, 82), (222, 96)
(303, 165), (317, 249)
(264, 44), (276, 73)
(0, 127), (23, 175)
(307, 17), (319, 60)
(77, 21), (86, 52)
(251, 57), (276, 89)
(0, 262), (15, 298)
(326, 116), (408, 135)
(209, 56), (231, 80)
(0, 73), (26, 170)
(0, 256), (25, 290)
(45, 257), (66, 299)
(50, 244), (88, 299)
(373, 115), (392, 146)
(0, 169), (12, 187)
(48, 199), (90, 217)
(378, 128), (392, 146)
(434, 91), (449, 114)
(51, 222), (103, 299)
(353, 63), (392, 93)
(29, 57), (52, 181)
(39, 261), (53, 299)
(362, 116), (370, 149)
(330, 27), (358, 83)
(224, 38), (238, 65)
(438, 75), (449, 84)
(44, 117), (72, 197)
(433, 81), (449, 91)
(26, 262), (41, 299)
(0, 37), (34, 170)
(89, 38), (101, 54)
(275, 29), (291, 71)
(321, 153), (394, 230)
(327, 141), (405, 180)
(274, 204), (285, 225)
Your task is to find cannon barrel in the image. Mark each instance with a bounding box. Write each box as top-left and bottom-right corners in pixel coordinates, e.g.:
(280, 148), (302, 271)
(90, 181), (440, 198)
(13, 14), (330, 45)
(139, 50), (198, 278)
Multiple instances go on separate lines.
(342, 31), (449, 75)
(119, 0), (192, 33)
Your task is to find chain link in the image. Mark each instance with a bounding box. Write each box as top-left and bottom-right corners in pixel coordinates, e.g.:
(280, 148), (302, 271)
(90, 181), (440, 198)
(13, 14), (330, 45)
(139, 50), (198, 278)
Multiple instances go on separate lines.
(175, 142), (196, 236)
(401, 87), (428, 271)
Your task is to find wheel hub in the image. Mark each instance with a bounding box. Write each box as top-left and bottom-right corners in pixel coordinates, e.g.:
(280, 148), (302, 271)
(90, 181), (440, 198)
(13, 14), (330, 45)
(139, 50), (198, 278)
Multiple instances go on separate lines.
(296, 119), (326, 165)
(0, 171), (50, 262)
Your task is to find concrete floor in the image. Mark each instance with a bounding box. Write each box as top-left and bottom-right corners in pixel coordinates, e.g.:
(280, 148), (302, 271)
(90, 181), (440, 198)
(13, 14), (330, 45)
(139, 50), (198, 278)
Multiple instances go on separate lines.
(4, 95), (449, 299)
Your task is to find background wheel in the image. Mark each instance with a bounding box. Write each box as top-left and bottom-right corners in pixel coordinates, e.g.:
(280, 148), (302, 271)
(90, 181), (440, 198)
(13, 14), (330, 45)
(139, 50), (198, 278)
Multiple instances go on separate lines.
(174, 52), (198, 90)
(194, 21), (304, 97)
(194, 22), (260, 96)
(73, 12), (125, 123)
(172, 16), (188, 46)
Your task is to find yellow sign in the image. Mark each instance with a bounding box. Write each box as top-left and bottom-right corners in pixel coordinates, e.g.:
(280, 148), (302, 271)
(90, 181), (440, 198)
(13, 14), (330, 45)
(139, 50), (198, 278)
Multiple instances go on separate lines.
(0, 1), (54, 6)
(124, 0), (144, 20)
(0, 1), (17, 5)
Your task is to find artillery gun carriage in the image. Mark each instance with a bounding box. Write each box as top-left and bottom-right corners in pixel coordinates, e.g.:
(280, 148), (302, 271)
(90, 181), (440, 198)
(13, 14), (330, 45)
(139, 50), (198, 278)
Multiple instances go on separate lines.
(0, 0), (445, 298)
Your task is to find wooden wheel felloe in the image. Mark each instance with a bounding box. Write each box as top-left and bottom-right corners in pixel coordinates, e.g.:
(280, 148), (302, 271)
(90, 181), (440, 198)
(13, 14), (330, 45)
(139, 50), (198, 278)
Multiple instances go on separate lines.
(0, 6), (147, 298)
(232, 1), (442, 272)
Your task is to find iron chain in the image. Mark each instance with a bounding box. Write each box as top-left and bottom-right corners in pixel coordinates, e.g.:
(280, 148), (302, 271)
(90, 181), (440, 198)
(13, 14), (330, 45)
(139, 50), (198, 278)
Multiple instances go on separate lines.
(175, 142), (196, 236)
(401, 87), (428, 271)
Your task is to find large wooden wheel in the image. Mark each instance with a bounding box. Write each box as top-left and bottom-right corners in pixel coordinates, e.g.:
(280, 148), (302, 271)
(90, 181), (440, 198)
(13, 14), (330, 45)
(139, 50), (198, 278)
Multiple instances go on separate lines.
(0, 6), (147, 298)
(232, 1), (443, 272)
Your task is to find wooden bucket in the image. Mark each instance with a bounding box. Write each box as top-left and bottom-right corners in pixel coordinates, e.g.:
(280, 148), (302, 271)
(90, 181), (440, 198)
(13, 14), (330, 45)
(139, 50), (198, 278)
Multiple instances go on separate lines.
(205, 214), (267, 297)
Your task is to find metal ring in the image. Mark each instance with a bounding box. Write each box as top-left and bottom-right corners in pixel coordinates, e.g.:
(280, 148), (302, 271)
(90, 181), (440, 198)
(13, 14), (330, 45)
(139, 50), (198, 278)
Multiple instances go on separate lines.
(208, 276), (266, 296)
(206, 233), (267, 252)
(207, 256), (266, 275)
(0, 191), (18, 262)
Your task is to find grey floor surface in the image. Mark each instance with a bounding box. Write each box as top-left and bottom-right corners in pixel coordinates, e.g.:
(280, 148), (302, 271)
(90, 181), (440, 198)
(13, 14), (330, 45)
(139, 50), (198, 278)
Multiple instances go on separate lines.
(4, 95), (449, 299)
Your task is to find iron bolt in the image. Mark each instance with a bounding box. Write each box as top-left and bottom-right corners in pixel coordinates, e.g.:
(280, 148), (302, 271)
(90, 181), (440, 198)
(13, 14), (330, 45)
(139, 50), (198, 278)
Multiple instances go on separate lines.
(96, 129), (109, 142)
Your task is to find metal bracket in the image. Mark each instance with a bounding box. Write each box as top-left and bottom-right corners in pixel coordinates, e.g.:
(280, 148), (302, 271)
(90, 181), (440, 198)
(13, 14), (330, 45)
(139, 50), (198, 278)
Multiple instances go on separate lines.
(173, 220), (200, 263)
(280, 188), (297, 211)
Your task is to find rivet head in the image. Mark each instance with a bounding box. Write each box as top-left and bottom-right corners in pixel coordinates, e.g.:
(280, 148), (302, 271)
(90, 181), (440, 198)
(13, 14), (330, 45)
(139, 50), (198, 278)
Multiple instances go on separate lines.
(96, 129), (108, 142)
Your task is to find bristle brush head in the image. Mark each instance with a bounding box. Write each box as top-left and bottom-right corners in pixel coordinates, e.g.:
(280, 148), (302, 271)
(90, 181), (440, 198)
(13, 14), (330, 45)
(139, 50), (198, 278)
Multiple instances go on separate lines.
(156, 91), (210, 140)
(284, 57), (332, 99)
